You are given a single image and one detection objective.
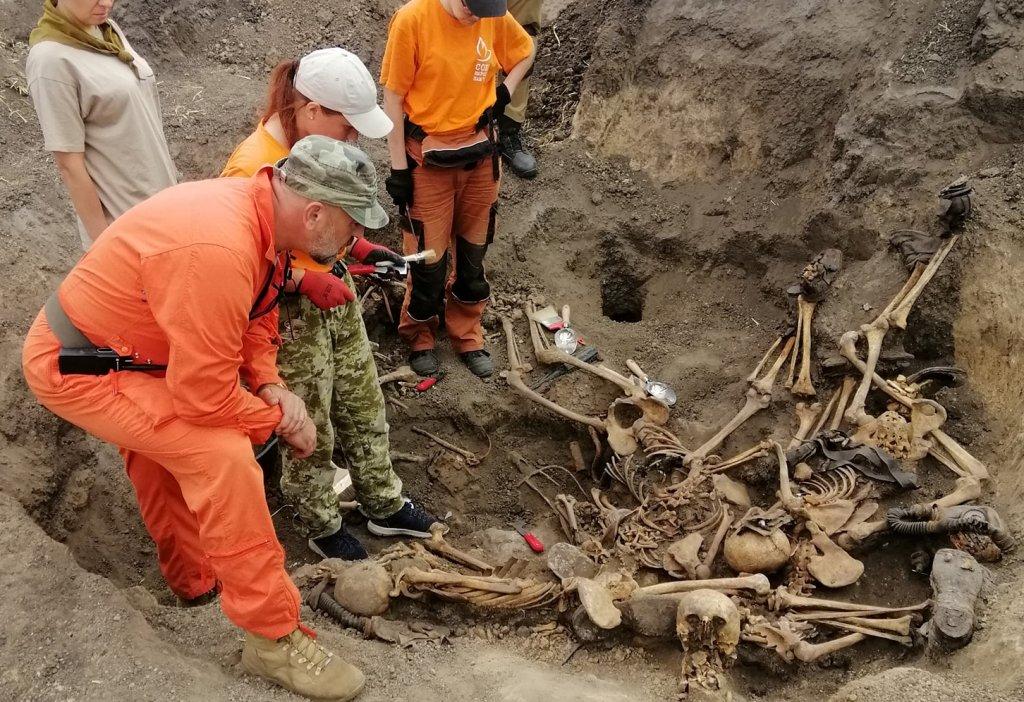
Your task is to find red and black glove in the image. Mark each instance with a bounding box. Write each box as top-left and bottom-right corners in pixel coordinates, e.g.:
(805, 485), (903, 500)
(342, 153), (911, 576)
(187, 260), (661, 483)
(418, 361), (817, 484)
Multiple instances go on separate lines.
(297, 269), (356, 310)
(349, 238), (405, 267)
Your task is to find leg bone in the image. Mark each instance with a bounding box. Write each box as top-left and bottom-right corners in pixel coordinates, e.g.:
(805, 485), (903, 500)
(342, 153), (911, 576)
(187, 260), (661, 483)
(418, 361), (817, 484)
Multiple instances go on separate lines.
(830, 375), (857, 431)
(771, 587), (930, 615)
(888, 235), (959, 330)
(915, 475), (982, 510)
(787, 401), (822, 450)
(812, 386), (841, 437)
(794, 633), (867, 662)
(636, 574), (771, 597)
(696, 507), (733, 579)
(791, 297), (817, 396)
(844, 319), (889, 426)
(686, 389), (769, 465)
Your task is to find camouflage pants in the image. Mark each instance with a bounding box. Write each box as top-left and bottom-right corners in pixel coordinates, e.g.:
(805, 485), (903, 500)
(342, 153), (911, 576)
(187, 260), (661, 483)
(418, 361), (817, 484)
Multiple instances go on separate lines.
(505, 0), (543, 124)
(278, 274), (403, 537)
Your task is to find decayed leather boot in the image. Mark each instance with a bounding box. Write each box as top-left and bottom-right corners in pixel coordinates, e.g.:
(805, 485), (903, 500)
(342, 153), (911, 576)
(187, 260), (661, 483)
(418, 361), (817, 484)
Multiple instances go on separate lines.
(242, 626), (365, 701)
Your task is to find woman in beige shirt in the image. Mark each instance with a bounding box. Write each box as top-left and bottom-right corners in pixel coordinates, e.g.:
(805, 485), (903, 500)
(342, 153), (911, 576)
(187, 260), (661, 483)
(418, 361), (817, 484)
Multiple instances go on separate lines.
(27, 0), (177, 249)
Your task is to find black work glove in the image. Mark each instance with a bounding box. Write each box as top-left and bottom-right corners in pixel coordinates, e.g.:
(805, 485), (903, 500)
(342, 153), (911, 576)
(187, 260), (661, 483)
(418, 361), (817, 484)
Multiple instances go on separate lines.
(349, 237), (405, 267)
(385, 167), (414, 210)
(493, 82), (512, 122)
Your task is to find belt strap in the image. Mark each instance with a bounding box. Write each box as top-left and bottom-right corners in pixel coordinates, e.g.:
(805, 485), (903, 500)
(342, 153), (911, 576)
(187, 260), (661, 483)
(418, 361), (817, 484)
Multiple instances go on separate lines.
(44, 292), (94, 349)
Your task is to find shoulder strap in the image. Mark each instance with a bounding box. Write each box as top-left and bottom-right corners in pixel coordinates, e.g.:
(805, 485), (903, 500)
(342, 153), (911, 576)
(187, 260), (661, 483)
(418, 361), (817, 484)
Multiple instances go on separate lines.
(44, 292), (94, 349)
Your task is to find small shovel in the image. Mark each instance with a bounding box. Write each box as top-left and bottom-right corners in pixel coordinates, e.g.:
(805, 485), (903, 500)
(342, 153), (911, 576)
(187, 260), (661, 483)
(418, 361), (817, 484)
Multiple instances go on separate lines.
(554, 305), (579, 354)
(626, 359), (677, 407)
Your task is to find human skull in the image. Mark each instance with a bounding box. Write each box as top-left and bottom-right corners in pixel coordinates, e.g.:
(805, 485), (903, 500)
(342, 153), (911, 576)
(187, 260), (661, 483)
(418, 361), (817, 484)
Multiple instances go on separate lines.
(723, 528), (791, 574)
(675, 589), (741, 692)
(675, 589), (741, 657)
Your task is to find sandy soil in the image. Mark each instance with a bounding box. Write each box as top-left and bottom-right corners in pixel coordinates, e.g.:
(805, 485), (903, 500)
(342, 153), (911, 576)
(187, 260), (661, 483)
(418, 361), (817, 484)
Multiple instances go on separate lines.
(1, 1), (1023, 701)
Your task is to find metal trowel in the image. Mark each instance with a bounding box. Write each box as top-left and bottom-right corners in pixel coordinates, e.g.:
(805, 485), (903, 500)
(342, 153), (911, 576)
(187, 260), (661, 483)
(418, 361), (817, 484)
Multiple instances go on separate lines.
(626, 359), (677, 407)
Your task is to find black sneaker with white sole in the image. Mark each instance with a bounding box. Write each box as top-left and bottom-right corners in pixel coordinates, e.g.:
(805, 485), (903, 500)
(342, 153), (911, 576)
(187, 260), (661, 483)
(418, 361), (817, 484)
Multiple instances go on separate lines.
(366, 499), (439, 538)
(308, 524), (368, 561)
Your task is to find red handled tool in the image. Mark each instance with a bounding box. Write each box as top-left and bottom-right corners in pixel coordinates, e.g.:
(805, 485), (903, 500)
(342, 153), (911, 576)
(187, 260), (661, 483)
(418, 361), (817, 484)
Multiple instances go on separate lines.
(413, 370), (444, 393)
(511, 518), (545, 554)
(415, 376), (438, 392)
(346, 263), (380, 276)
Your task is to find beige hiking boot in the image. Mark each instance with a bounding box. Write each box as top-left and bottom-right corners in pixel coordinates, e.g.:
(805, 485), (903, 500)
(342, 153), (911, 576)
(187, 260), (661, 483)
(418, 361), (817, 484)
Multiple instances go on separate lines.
(241, 626), (365, 701)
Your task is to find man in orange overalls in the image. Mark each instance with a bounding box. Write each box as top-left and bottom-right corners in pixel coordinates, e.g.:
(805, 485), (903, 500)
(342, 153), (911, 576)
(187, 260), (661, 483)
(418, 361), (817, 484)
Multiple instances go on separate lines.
(22, 136), (381, 702)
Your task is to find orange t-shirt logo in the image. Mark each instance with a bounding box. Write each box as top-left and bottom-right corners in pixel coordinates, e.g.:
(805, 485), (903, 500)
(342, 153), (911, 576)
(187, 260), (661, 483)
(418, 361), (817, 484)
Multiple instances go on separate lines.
(473, 37), (493, 82)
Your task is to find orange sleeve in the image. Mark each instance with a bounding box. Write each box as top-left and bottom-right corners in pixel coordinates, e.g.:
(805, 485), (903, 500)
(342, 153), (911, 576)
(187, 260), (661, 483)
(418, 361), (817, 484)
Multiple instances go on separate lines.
(495, 13), (534, 72)
(380, 9), (418, 96)
(240, 302), (283, 392)
(142, 243), (282, 443)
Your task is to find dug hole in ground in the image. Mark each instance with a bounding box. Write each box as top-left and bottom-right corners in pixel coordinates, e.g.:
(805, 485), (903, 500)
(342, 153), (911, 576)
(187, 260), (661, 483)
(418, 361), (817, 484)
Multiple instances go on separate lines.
(2, 1), (1023, 700)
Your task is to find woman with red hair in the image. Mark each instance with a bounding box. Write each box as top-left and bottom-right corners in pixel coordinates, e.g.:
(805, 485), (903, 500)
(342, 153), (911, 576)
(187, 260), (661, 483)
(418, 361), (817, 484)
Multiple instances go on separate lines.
(224, 48), (441, 563)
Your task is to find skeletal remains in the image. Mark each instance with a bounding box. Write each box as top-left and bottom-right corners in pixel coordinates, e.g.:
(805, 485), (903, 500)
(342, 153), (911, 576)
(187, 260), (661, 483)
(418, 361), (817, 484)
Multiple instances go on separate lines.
(307, 180), (1007, 695)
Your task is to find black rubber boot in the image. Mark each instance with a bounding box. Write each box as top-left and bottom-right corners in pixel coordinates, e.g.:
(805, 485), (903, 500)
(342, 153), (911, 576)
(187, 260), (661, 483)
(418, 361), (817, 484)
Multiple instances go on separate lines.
(460, 349), (494, 378)
(409, 349), (439, 376)
(498, 117), (538, 179)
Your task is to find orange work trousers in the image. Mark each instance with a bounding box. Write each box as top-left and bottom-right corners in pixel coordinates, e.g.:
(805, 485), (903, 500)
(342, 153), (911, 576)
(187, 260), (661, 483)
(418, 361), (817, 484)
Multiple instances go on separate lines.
(398, 136), (500, 353)
(22, 312), (301, 640)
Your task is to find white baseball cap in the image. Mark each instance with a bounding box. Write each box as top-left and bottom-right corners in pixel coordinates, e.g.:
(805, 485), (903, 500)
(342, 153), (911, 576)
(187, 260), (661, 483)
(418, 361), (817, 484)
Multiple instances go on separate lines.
(294, 48), (393, 139)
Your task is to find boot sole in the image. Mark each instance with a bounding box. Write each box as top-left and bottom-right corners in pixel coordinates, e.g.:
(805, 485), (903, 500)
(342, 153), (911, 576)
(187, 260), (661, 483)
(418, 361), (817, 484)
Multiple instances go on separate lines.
(510, 167), (538, 179)
(366, 521), (433, 539)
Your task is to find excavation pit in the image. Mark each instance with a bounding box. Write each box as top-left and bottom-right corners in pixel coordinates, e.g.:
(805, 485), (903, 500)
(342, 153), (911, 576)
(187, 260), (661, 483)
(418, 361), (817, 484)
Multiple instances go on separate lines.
(601, 269), (645, 324)
(2, 0), (1023, 700)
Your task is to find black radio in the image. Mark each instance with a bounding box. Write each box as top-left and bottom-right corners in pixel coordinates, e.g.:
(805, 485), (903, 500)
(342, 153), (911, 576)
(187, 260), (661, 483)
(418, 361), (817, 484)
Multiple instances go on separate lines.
(58, 347), (167, 375)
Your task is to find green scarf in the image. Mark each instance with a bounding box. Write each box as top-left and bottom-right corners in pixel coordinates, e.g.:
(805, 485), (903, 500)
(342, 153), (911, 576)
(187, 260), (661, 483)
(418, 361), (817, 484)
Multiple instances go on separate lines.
(29, 0), (134, 68)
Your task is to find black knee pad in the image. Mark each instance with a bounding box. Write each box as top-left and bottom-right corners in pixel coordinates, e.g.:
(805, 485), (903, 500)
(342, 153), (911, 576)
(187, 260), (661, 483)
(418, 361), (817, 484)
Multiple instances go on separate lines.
(451, 237), (490, 304)
(407, 253), (449, 322)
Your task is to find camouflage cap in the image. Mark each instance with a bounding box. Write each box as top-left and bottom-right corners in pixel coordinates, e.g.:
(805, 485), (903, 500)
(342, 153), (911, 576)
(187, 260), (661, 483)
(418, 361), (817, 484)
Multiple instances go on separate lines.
(276, 135), (389, 229)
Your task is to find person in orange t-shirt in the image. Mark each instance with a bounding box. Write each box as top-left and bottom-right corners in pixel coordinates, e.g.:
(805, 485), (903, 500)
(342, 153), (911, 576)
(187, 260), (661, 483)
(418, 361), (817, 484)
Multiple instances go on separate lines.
(381, 0), (534, 378)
